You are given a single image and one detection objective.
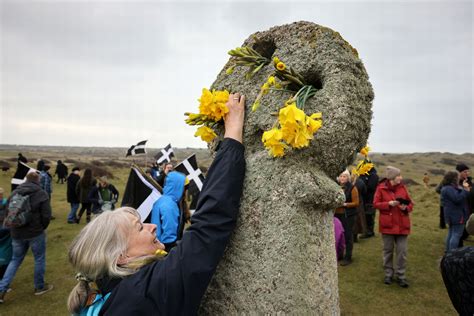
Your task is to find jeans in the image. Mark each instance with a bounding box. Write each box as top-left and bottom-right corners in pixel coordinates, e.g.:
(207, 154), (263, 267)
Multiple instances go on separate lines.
(446, 224), (464, 251)
(0, 232), (46, 291)
(67, 203), (80, 222)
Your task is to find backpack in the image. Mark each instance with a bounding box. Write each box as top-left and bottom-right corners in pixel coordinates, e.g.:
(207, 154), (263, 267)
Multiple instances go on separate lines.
(3, 193), (32, 228)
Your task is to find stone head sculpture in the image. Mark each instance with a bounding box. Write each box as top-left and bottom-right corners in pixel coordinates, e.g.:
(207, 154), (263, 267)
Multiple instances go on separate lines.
(200, 21), (373, 314)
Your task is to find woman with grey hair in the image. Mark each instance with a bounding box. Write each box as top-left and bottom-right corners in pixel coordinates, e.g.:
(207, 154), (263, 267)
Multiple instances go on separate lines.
(373, 166), (413, 288)
(67, 93), (246, 315)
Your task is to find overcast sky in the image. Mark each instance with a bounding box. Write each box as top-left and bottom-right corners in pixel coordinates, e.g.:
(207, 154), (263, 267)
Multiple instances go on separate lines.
(0, 0), (472, 153)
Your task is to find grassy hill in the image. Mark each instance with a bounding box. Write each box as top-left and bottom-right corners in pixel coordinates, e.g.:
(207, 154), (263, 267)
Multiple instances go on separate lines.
(0, 147), (473, 315)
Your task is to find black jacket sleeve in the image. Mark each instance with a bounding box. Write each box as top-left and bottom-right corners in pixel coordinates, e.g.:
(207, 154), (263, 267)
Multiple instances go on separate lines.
(102, 138), (245, 315)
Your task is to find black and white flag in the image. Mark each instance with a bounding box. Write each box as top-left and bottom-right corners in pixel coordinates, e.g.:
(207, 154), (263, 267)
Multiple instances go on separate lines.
(175, 154), (205, 193)
(155, 144), (174, 164)
(121, 167), (162, 221)
(11, 161), (37, 188)
(126, 140), (147, 157)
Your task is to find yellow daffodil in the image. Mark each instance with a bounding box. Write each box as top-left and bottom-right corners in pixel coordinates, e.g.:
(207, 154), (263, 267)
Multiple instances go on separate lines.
(199, 88), (214, 114)
(262, 128), (286, 157)
(273, 57), (281, 65)
(276, 62), (286, 71)
(279, 102), (306, 127)
(354, 159), (374, 176)
(360, 146), (370, 157)
(306, 114), (323, 134)
(198, 88), (229, 121)
(195, 126), (217, 143)
(310, 112), (322, 120)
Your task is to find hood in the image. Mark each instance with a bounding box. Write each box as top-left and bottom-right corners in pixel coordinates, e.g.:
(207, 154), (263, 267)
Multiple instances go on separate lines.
(15, 181), (42, 195)
(163, 171), (186, 202)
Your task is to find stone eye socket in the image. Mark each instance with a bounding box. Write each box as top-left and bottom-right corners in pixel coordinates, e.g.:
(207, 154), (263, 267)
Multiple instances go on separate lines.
(251, 39), (276, 60)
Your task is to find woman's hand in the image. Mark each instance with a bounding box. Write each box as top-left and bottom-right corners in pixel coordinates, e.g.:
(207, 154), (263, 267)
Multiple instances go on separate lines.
(224, 93), (245, 143)
(388, 200), (400, 207)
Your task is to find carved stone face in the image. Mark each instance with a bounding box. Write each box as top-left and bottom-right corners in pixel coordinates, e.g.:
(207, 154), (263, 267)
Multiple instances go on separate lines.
(210, 21), (373, 179)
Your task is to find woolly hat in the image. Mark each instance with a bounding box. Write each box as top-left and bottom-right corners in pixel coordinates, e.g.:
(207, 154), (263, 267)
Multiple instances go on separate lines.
(455, 163), (469, 173)
(385, 166), (401, 180)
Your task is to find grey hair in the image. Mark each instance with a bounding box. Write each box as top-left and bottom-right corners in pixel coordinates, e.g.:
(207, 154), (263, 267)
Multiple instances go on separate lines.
(67, 207), (142, 314)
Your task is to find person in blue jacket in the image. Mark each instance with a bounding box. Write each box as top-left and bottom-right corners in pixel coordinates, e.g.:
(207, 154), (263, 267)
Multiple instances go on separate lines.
(67, 92), (245, 315)
(441, 171), (471, 251)
(151, 171), (186, 252)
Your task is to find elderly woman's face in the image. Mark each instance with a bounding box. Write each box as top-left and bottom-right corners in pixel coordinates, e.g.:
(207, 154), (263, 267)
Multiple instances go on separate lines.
(339, 174), (349, 184)
(393, 174), (403, 185)
(124, 214), (165, 260)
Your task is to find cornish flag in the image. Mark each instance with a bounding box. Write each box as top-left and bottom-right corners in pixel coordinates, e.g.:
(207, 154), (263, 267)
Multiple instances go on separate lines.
(11, 161), (37, 191)
(155, 144), (174, 164)
(175, 154), (205, 193)
(126, 140), (147, 157)
(121, 166), (162, 221)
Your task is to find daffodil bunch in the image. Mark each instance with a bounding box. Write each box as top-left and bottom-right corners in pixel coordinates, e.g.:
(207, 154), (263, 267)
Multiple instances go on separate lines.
(262, 100), (322, 157)
(184, 88), (230, 143)
(227, 46), (270, 79)
(353, 145), (375, 176)
(353, 159), (375, 176)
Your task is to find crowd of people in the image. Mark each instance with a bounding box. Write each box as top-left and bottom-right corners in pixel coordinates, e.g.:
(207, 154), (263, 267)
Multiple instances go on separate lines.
(0, 95), (472, 312)
(333, 161), (474, 292)
(0, 133), (208, 307)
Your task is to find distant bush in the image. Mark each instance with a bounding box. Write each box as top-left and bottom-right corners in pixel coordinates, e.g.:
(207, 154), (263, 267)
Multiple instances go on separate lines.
(428, 168), (446, 176)
(72, 162), (115, 179)
(64, 159), (78, 164)
(411, 159), (418, 163)
(372, 160), (385, 167)
(104, 160), (130, 169)
(0, 160), (11, 168)
(440, 158), (458, 166)
(91, 160), (105, 167)
(403, 178), (420, 186)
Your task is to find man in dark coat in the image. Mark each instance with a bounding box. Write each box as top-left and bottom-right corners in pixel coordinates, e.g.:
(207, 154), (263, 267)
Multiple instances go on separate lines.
(11, 153), (28, 191)
(66, 167), (81, 224)
(0, 172), (53, 303)
(54, 160), (68, 184)
(360, 167), (379, 238)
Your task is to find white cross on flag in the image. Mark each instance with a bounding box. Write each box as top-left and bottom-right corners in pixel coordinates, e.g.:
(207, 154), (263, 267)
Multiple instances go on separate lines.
(175, 154), (205, 192)
(126, 140), (147, 157)
(121, 166), (162, 221)
(11, 161), (37, 186)
(155, 144), (174, 164)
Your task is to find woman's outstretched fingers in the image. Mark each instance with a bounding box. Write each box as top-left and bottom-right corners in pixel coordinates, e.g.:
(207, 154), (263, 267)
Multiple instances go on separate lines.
(224, 93), (245, 143)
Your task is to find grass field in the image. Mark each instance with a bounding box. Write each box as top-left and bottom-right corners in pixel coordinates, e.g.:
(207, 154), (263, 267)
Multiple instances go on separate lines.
(0, 147), (473, 315)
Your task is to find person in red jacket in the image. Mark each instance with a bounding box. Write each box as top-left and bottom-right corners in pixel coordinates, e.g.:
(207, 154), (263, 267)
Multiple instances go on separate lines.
(373, 166), (413, 288)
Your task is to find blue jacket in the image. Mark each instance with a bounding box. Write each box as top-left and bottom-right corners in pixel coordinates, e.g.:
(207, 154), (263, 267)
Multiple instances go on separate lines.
(441, 184), (469, 225)
(151, 171), (186, 244)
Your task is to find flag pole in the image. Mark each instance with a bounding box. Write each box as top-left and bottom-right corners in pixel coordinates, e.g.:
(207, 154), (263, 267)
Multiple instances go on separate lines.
(145, 151), (148, 172)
